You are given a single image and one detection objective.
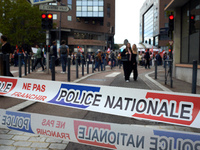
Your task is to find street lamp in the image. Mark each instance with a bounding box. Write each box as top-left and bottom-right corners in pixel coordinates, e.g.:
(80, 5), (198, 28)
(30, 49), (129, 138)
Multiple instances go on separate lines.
(57, 1), (66, 45)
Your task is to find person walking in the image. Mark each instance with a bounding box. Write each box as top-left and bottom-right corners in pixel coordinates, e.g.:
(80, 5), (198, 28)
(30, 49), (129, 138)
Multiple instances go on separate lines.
(121, 43), (132, 82)
(59, 40), (69, 73)
(33, 44), (44, 71)
(131, 44), (138, 81)
(145, 49), (151, 69)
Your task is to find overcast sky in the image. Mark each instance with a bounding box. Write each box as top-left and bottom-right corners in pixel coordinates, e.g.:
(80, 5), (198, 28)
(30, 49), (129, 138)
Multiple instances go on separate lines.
(115, 0), (145, 45)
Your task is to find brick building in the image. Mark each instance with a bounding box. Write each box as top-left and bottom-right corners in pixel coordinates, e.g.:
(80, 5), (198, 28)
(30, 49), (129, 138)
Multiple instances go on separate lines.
(139, 0), (171, 51)
(50, 0), (115, 53)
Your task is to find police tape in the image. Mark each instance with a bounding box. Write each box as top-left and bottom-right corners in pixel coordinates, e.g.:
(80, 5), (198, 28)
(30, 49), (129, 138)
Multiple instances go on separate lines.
(0, 109), (200, 150)
(0, 76), (200, 128)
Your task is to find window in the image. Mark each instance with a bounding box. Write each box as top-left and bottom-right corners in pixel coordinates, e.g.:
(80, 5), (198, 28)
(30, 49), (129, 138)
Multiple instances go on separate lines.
(76, 0), (104, 17)
(107, 3), (110, 18)
(53, 14), (57, 20)
(107, 22), (110, 27)
(68, 16), (72, 21)
(165, 23), (169, 27)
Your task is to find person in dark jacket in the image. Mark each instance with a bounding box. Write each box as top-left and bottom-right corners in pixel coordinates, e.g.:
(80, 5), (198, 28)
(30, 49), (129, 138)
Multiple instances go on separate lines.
(0, 35), (13, 76)
(145, 49), (151, 69)
(121, 43), (132, 82)
(131, 44), (138, 81)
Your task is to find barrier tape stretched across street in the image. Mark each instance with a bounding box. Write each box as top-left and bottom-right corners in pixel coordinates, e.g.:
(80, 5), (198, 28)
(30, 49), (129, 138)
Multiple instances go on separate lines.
(0, 109), (200, 150)
(0, 76), (200, 128)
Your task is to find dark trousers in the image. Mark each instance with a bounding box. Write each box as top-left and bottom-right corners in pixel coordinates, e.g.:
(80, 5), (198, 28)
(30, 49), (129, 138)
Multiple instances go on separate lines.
(123, 61), (132, 81)
(34, 58), (44, 70)
(145, 59), (150, 69)
(61, 55), (67, 72)
(132, 63), (138, 80)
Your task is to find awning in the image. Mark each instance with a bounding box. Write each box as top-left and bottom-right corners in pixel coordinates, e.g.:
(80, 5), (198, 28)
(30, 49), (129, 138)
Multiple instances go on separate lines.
(165, 0), (189, 10)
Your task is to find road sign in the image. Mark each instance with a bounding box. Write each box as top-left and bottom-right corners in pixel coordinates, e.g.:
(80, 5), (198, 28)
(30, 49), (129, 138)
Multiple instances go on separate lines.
(28, 0), (55, 5)
(39, 5), (70, 12)
(169, 40), (174, 45)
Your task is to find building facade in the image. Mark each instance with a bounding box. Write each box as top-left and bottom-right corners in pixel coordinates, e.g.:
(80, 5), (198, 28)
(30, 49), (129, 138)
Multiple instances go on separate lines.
(50, 0), (115, 53)
(165, 0), (200, 86)
(140, 0), (171, 51)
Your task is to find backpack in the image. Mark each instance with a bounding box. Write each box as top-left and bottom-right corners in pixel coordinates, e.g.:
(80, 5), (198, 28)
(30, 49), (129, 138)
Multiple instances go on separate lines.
(60, 45), (67, 54)
(50, 46), (54, 55)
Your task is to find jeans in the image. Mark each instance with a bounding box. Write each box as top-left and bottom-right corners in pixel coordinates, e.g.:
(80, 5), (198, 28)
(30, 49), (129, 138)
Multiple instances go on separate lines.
(61, 54), (67, 72)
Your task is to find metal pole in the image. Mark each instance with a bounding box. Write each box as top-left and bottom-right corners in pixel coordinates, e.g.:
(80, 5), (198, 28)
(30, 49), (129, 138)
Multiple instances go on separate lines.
(92, 60), (94, 73)
(31, 57), (34, 72)
(6, 54), (9, 76)
(24, 56), (27, 76)
(0, 53), (3, 76)
(28, 55), (31, 74)
(87, 60), (89, 74)
(46, 30), (50, 74)
(18, 55), (22, 78)
(82, 58), (84, 76)
(59, 12), (62, 45)
(170, 60), (173, 88)
(51, 56), (55, 81)
(192, 60), (197, 94)
(68, 56), (71, 82)
(165, 60), (167, 85)
(155, 59), (157, 79)
(76, 58), (78, 79)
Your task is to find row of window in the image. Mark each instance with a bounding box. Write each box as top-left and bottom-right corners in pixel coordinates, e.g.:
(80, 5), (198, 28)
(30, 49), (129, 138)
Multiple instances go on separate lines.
(53, 14), (72, 21)
(76, 12), (103, 17)
(76, 0), (104, 6)
(76, 6), (103, 12)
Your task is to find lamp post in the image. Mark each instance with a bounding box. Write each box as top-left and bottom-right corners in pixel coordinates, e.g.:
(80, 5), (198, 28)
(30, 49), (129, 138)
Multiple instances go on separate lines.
(58, 1), (66, 44)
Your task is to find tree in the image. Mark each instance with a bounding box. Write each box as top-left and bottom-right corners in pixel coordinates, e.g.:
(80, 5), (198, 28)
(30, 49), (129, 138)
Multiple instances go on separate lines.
(0, 0), (46, 46)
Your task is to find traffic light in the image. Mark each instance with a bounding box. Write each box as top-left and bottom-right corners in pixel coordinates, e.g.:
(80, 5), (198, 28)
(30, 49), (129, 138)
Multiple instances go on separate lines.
(41, 13), (53, 30)
(190, 15), (196, 34)
(169, 14), (174, 31)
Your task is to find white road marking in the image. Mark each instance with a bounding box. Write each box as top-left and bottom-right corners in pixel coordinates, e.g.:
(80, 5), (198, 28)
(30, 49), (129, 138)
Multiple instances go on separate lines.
(11, 70), (18, 74)
(105, 72), (121, 77)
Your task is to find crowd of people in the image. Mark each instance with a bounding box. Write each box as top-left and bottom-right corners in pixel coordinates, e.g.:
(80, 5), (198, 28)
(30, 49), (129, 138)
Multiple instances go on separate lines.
(1, 35), (170, 80)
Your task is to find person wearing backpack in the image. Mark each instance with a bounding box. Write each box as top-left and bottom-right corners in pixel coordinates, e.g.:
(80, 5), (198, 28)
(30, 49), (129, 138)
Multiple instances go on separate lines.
(59, 40), (69, 73)
(33, 44), (44, 71)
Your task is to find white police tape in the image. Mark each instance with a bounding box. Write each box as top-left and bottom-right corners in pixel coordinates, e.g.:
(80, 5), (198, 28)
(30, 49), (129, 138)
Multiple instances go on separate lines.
(0, 109), (200, 150)
(0, 76), (200, 128)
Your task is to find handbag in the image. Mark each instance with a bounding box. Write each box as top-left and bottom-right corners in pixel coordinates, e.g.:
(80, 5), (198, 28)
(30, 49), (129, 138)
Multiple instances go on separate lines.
(121, 54), (129, 62)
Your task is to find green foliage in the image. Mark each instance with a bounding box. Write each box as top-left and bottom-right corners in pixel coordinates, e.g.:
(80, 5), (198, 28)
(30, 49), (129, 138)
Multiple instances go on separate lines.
(0, 0), (46, 46)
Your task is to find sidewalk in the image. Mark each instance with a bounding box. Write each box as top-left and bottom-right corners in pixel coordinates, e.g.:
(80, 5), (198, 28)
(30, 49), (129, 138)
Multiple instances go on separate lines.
(1, 64), (200, 150)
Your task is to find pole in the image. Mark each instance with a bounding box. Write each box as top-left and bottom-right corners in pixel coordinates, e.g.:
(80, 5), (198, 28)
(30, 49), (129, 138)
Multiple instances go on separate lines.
(165, 60), (167, 85)
(18, 55), (22, 78)
(51, 56), (55, 81)
(155, 59), (157, 79)
(24, 56), (27, 76)
(31, 57), (34, 72)
(87, 60), (89, 74)
(169, 60), (173, 88)
(6, 54), (9, 76)
(92, 60), (94, 73)
(82, 58), (84, 76)
(46, 30), (50, 74)
(192, 60), (197, 94)
(68, 56), (71, 82)
(76, 58), (78, 79)
(59, 12), (62, 44)
(28, 55), (31, 74)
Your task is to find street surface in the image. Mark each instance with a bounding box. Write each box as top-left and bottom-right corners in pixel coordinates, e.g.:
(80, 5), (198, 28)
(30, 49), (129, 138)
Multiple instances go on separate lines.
(0, 64), (200, 150)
